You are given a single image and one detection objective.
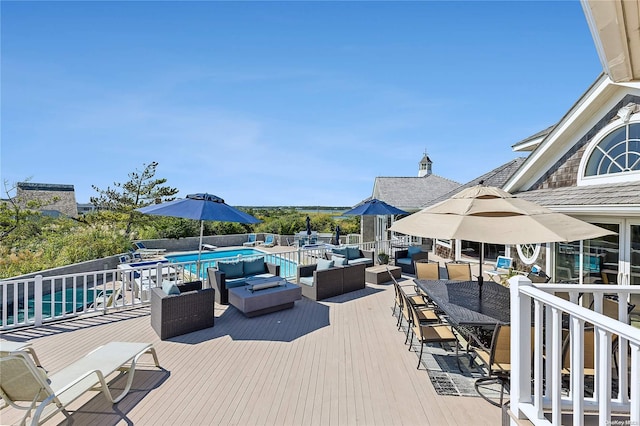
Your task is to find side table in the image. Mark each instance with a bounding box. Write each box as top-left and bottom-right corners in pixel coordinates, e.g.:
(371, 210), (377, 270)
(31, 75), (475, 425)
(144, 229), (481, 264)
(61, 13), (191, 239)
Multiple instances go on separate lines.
(365, 265), (401, 284)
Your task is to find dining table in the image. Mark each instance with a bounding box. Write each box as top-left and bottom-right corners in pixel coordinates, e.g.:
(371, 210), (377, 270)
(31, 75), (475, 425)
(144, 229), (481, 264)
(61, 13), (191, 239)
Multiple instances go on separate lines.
(415, 279), (511, 348)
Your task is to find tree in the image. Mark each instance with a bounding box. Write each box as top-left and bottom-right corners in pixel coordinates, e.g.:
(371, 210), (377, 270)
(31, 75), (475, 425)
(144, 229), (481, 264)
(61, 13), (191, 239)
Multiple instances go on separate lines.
(90, 162), (178, 235)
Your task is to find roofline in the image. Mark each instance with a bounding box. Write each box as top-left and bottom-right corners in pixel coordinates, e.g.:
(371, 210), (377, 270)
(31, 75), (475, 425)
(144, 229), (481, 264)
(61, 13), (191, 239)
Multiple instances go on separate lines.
(504, 73), (613, 192)
(535, 204), (640, 216)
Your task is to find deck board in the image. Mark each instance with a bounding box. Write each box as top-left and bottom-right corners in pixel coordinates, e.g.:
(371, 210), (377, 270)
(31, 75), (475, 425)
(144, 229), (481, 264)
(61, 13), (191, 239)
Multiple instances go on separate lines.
(1, 280), (500, 425)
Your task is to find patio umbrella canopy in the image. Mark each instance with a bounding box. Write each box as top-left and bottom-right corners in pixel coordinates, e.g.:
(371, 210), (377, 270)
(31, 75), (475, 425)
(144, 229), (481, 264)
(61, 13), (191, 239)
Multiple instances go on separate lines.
(342, 198), (408, 217)
(137, 193), (261, 269)
(389, 184), (615, 281)
(343, 198), (408, 254)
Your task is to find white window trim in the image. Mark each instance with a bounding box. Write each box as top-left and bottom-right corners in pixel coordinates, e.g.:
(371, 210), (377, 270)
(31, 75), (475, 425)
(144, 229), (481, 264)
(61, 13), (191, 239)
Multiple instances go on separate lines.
(577, 114), (640, 186)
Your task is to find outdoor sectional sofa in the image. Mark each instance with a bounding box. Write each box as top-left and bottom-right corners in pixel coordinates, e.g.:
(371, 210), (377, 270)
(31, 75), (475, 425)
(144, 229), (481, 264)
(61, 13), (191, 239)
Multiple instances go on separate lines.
(207, 258), (281, 305)
(296, 258), (366, 301)
(327, 246), (375, 266)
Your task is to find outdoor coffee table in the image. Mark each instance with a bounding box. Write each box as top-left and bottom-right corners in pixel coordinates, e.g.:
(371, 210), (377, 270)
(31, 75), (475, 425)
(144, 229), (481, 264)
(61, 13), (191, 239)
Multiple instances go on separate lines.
(228, 279), (302, 317)
(365, 265), (401, 284)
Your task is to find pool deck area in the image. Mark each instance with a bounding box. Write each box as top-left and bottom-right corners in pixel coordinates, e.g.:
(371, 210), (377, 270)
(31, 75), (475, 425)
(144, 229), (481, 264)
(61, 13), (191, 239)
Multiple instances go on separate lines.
(0, 270), (501, 425)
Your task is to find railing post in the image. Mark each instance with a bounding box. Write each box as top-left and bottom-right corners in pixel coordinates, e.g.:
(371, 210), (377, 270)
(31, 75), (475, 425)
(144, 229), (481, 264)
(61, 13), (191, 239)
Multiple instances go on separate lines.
(509, 275), (533, 422)
(34, 275), (43, 327)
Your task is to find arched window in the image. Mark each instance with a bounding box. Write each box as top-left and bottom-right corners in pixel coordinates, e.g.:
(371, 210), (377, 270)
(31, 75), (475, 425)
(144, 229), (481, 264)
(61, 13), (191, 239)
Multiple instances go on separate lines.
(579, 116), (640, 185)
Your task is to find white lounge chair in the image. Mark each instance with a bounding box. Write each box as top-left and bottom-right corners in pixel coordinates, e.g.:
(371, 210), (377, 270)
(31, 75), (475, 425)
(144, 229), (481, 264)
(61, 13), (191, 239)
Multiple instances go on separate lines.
(0, 341), (42, 368)
(0, 341), (160, 426)
(258, 234), (275, 247)
(133, 242), (166, 258)
(243, 233), (257, 247)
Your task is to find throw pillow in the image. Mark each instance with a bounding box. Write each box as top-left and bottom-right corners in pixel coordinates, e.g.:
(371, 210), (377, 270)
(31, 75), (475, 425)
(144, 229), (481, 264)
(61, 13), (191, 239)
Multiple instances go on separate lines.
(218, 260), (244, 279)
(178, 281), (202, 293)
(332, 247), (348, 258)
(408, 246), (422, 256)
(243, 257), (266, 276)
(331, 255), (348, 266)
(162, 280), (180, 295)
(316, 259), (334, 271)
(346, 246), (361, 260)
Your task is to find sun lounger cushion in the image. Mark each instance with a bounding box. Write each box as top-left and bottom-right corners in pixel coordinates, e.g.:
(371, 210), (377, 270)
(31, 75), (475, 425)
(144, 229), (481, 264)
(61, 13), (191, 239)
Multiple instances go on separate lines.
(317, 259), (334, 271)
(162, 281), (180, 295)
(244, 257), (266, 275)
(178, 280), (203, 293)
(218, 260), (244, 279)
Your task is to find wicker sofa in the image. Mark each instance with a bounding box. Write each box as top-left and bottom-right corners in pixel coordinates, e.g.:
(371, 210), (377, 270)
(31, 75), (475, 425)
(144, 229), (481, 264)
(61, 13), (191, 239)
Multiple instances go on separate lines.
(207, 258), (281, 305)
(296, 260), (366, 301)
(328, 246), (374, 266)
(150, 281), (215, 340)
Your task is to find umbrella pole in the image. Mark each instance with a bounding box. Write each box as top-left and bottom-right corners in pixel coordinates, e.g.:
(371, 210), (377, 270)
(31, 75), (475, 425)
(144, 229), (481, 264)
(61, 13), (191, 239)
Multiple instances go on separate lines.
(197, 220), (204, 278)
(478, 242), (484, 288)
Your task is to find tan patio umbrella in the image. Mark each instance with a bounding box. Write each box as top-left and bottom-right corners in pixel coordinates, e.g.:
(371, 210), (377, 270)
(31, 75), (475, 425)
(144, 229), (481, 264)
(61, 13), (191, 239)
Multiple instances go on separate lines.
(389, 184), (615, 282)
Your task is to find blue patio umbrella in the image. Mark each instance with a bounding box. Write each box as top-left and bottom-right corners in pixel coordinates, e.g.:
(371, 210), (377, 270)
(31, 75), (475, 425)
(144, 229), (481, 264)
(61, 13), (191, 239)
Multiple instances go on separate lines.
(342, 198), (408, 216)
(137, 193), (261, 268)
(343, 199), (408, 257)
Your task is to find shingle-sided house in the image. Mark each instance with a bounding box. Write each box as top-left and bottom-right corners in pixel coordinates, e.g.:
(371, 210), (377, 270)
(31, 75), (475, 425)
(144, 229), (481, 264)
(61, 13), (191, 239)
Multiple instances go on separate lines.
(360, 153), (460, 243)
(502, 74), (640, 315)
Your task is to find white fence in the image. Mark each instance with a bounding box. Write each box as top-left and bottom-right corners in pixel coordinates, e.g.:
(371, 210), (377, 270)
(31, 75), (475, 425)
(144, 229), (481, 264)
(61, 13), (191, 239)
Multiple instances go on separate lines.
(0, 243), (380, 330)
(509, 276), (640, 425)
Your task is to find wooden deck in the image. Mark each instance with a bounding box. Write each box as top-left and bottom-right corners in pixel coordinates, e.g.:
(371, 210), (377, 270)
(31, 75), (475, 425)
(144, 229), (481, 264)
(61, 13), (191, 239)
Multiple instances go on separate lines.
(1, 279), (500, 425)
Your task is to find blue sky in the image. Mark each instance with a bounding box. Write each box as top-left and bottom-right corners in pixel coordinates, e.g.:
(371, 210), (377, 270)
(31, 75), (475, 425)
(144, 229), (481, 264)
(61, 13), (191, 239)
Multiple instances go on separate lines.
(1, 1), (603, 206)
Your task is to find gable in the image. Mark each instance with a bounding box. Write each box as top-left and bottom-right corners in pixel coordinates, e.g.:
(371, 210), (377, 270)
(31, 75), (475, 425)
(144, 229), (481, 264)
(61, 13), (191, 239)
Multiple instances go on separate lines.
(505, 76), (640, 193)
(426, 157), (526, 208)
(372, 175), (460, 211)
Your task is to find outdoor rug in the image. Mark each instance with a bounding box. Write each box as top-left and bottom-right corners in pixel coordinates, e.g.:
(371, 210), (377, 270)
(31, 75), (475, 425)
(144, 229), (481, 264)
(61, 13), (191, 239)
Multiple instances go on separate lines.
(398, 320), (506, 402)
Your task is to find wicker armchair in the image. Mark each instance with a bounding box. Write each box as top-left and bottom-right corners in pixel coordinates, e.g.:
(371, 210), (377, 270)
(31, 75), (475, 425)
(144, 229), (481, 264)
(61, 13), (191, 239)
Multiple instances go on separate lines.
(150, 283), (215, 340)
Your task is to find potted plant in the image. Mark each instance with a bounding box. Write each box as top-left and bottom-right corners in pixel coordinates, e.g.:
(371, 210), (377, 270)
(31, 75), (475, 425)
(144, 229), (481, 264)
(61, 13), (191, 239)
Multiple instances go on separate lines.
(377, 252), (389, 265)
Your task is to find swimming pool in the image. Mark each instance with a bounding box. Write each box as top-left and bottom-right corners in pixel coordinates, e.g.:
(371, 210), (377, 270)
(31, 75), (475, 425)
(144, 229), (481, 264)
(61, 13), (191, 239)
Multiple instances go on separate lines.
(165, 248), (298, 278)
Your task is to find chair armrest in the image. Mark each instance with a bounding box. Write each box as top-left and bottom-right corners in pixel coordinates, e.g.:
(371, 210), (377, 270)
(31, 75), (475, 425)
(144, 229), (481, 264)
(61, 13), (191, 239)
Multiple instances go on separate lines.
(360, 250), (375, 261)
(411, 251), (429, 262)
(266, 262), (281, 276)
(297, 264), (317, 283)
(395, 249), (409, 259)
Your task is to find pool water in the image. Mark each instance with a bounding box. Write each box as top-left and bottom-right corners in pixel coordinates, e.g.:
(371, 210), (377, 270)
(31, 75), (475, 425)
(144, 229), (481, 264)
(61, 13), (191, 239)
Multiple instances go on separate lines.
(166, 248), (298, 278)
(165, 248), (262, 263)
(2, 286), (100, 326)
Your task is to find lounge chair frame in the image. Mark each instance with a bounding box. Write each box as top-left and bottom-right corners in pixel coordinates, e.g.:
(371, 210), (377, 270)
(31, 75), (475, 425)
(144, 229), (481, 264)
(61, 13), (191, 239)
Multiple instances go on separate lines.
(0, 342), (160, 426)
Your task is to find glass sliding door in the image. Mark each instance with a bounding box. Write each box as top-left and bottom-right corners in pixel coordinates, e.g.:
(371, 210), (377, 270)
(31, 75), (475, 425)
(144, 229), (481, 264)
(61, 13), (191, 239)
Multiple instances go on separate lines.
(626, 222), (640, 319)
(583, 223), (620, 284)
(553, 222), (620, 284)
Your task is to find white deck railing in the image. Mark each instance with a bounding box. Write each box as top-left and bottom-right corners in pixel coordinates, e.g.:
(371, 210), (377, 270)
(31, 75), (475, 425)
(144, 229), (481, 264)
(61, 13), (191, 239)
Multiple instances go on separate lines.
(509, 275), (640, 426)
(0, 243), (381, 330)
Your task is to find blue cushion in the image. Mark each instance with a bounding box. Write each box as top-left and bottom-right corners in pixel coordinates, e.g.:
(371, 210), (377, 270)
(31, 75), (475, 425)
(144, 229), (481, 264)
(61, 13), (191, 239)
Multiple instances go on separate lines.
(348, 258), (373, 265)
(243, 257), (265, 276)
(317, 259), (334, 271)
(408, 246), (422, 256)
(331, 255), (348, 266)
(162, 280), (180, 295)
(225, 278), (247, 288)
(346, 246), (361, 260)
(396, 258), (412, 265)
(218, 260), (244, 279)
(332, 247), (348, 257)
